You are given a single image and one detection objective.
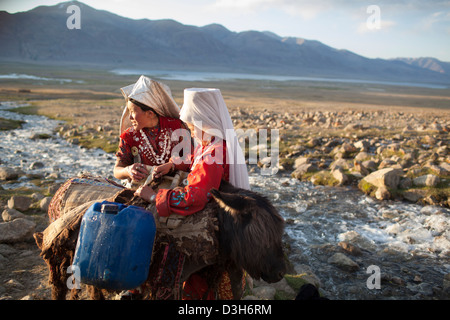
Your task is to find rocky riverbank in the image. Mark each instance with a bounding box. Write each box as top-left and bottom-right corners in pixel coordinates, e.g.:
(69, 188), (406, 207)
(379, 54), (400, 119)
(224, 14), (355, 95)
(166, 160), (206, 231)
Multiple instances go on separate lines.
(1, 101), (450, 300)
(229, 107), (450, 208)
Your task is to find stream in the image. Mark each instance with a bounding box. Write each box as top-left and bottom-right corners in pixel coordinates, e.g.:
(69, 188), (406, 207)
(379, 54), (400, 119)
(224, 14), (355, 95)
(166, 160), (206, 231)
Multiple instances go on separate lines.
(1, 101), (449, 300)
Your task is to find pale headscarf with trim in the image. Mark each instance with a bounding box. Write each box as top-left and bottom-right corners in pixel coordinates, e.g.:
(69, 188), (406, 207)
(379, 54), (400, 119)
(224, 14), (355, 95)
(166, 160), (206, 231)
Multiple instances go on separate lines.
(180, 88), (250, 190)
(120, 75), (180, 134)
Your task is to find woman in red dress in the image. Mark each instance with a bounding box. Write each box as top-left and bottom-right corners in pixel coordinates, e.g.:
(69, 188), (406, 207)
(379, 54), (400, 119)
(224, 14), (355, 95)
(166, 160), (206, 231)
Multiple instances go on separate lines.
(135, 88), (250, 299)
(114, 75), (189, 186)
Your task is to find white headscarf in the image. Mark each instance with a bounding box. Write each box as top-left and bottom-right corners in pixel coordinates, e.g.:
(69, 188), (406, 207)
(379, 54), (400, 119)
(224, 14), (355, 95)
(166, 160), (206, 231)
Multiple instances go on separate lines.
(120, 75), (180, 134)
(180, 88), (250, 190)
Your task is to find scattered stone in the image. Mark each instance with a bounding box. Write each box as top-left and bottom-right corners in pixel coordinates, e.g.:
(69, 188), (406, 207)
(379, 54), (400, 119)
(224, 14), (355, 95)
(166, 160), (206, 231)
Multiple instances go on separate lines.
(329, 158), (351, 171)
(30, 133), (51, 140)
(338, 241), (362, 256)
(354, 151), (370, 162)
(291, 163), (317, 180)
(354, 140), (370, 151)
(338, 231), (375, 251)
(331, 168), (348, 186)
(337, 142), (357, 156)
(327, 253), (359, 272)
(293, 156), (310, 169)
(361, 168), (401, 189)
(293, 265), (322, 288)
(403, 190), (425, 203)
(29, 161), (45, 170)
(0, 166), (19, 180)
(48, 183), (63, 195)
(0, 218), (36, 243)
(306, 137), (321, 148)
(4, 279), (24, 290)
(398, 177), (412, 189)
(375, 186), (391, 200)
(391, 277), (405, 286)
(344, 123), (363, 131)
(251, 286), (276, 300)
(31, 193), (45, 201)
(413, 174), (440, 187)
(2, 208), (27, 222)
(385, 223), (402, 235)
(353, 161), (370, 176)
(39, 197), (52, 212)
(439, 162), (450, 172)
(7, 196), (32, 212)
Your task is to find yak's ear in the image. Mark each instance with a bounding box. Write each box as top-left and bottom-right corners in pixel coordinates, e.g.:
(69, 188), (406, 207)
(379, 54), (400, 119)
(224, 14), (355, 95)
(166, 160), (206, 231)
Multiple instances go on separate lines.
(210, 188), (257, 216)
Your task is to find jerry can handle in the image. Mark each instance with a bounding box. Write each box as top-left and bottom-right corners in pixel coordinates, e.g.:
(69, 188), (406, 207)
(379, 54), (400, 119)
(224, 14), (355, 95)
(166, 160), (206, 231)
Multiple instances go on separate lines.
(101, 203), (120, 214)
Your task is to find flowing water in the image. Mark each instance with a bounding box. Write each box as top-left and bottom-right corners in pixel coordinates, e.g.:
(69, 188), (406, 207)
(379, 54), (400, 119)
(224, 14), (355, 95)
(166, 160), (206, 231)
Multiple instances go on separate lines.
(1, 101), (449, 299)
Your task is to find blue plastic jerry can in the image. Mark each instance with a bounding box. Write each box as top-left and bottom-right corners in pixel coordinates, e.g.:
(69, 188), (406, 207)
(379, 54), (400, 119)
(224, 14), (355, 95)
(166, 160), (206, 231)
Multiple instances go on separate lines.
(72, 201), (156, 290)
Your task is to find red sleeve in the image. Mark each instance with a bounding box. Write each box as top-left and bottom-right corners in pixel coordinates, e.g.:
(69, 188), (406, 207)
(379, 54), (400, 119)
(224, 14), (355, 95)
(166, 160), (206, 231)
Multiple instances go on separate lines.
(156, 158), (224, 217)
(115, 130), (133, 166)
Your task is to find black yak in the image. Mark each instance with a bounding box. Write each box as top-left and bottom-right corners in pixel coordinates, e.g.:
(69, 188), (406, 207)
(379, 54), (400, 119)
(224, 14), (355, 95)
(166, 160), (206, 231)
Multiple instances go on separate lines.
(211, 180), (286, 284)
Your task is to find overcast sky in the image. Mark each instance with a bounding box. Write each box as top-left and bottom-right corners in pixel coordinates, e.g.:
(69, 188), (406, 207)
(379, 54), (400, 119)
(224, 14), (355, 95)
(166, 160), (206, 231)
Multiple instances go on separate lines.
(1, 0), (450, 61)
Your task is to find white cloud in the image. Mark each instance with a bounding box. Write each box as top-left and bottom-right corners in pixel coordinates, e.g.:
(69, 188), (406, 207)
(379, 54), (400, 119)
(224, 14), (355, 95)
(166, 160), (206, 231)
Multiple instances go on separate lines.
(421, 10), (450, 30)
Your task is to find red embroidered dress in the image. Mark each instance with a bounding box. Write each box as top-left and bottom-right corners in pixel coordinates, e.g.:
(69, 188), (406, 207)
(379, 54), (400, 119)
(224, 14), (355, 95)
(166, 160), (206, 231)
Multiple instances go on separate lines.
(155, 139), (231, 300)
(116, 116), (185, 166)
(155, 139), (229, 217)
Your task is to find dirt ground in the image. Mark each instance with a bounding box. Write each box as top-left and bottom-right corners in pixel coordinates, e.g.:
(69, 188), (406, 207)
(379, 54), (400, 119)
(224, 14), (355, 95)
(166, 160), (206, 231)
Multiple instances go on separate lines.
(0, 216), (53, 300)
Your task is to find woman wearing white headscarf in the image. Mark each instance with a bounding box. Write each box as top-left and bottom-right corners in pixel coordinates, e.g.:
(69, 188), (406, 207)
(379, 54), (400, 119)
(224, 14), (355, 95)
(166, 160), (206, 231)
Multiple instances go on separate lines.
(114, 75), (188, 185)
(135, 88), (250, 215)
(134, 88), (250, 300)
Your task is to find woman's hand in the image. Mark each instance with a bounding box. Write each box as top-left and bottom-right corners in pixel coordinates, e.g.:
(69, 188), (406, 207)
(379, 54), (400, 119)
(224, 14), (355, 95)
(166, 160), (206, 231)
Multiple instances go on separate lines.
(127, 163), (148, 181)
(134, 185), (156, 202)
(152, 162), (174, 180)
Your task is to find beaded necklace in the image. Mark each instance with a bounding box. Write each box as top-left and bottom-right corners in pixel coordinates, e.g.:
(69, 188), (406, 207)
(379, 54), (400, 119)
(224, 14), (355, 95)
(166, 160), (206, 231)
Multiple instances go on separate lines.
(139, 127), (172, 165)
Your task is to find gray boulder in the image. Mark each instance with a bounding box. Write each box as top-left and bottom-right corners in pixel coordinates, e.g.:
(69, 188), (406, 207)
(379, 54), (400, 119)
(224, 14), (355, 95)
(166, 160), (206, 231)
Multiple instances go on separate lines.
(2, 208), (27, 222)
(7, 196), (32, 212)
(0, 218), (36, 243)
(0, 166), (19, 181)
(291, 163), (317, 180)
(328, 253), (359, 272)
(413, 174), (440, 187)
(362, 168), (401, 189)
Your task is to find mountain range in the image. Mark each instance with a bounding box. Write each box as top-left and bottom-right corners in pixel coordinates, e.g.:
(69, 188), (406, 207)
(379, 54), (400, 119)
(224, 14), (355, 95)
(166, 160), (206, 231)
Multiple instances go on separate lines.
(1, 1), (449, 86)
